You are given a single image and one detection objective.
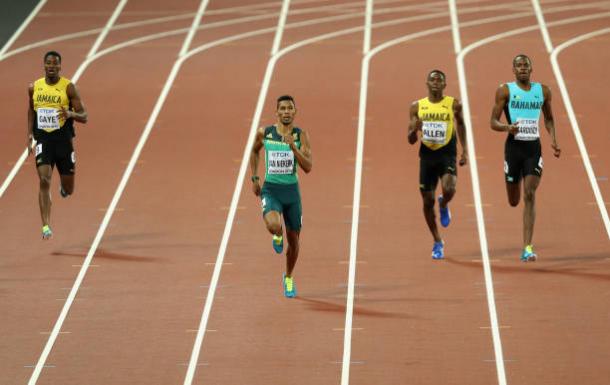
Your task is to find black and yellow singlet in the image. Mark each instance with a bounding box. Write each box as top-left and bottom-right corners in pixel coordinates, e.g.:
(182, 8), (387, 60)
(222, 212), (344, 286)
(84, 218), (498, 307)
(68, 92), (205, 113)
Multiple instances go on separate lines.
(32, 76), (74, 141)
(417, 96), (456, 158)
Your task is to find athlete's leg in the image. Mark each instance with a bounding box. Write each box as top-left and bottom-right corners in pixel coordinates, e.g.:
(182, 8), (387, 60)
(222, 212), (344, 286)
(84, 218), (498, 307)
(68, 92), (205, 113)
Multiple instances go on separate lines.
(506, 181), (521, 207)
(263, 211), (282, 237)
(37, 165), (53, 226)
(522, 174), (540, 247)
(421, 190), (441, 242)
(439, 173), (457, 206)
(59, 174), (74, 196)
(285, 229), (299, 277)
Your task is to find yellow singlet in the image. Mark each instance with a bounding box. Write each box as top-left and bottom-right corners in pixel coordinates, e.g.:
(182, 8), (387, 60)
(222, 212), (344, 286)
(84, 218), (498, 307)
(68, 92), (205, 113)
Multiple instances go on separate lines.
(417, 96), (454, 151)
(32, 76), (71, 133)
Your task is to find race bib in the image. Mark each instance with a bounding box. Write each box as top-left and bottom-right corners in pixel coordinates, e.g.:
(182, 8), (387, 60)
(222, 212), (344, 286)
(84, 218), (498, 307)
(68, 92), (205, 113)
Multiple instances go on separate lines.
(37, 108), (60, 132)
(422, 121), (448, 145)
(267, 150), (294, 174)
(514, 118), (539, 141)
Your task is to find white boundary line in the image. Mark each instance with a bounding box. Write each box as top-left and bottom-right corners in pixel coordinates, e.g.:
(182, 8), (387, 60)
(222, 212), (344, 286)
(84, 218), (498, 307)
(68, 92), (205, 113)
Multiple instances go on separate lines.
(449, 3), (507, 385)
(181, 1), (291, 383)
(550, 27), (610, 239)
(341, 3), (373, 383)
(25, 1), (211, 383)
(530, 0), (554, 52)
(448, 0), (461, 53)
(0, 0), (47, 57)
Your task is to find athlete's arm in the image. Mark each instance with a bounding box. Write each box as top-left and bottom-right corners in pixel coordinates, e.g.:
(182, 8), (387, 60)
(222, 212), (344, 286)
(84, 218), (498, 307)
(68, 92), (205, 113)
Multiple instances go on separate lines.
(286, 130), (312, 173)
(27, 83), (35, 155)
(249, 127), (265, 196)
(407, 101), (420, 145)
(59, 83), (87, 123)
(541, 84), (561, 158)
(490, 84), (518, 134)
(453, 98), (468, 166)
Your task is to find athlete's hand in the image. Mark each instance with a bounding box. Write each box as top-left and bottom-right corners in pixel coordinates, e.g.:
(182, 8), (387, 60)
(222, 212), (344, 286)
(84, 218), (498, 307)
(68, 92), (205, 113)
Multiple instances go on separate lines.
(506, 124), (519, 135)
(551, 142), (561, 158)
(58, 107), (72, 120)
(252, 180), (261, 196)
(459, 151), (468, 166)
(282, 134), (295, 148)
(27, 135), (35, 156)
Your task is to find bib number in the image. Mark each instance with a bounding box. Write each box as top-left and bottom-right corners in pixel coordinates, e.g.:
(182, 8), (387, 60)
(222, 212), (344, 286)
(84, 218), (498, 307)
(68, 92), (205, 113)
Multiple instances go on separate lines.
(268, 151), (294, 174)
(37, 108), (60, 132)
(514, 118), (539, 141)
(422, 121), (447, 144)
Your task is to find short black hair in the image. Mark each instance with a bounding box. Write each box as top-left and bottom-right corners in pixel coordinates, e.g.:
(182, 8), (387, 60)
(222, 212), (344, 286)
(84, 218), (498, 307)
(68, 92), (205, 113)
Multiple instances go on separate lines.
(276, 95), (295, 109)
(427, 69), (446, 81)
(44, 50), (61, 63)
(513, 54), (531, 67)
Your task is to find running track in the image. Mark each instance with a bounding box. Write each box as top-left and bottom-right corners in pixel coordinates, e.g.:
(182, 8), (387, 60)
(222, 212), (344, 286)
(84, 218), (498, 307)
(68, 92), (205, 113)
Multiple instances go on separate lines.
(0, 1), (608, 384)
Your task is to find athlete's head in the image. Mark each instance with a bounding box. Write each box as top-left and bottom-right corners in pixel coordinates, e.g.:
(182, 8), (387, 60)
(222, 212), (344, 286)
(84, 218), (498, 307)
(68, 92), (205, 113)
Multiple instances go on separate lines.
(276, 95), (296, 126)
(43, 51), (62, 79)
(426, 69), (446, 94)
(512, 54), (532, 82)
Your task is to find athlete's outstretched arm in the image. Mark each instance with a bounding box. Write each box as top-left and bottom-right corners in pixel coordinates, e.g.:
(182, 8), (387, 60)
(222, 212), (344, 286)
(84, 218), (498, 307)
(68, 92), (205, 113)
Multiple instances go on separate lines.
(541, 85), (561, 158)
(250, 127), (265, 196)
(454, 99), (468, 166)
(285, 130), (312, 173)
(407, 101), (420, 145)
(490, 84), (518, 134)
(59, 83), (87, 123)
(27, 84), (35, 154)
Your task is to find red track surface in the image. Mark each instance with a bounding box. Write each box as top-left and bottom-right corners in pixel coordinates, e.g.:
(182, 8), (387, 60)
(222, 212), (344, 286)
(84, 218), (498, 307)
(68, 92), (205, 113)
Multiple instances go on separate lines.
(0, 1), (608, 384)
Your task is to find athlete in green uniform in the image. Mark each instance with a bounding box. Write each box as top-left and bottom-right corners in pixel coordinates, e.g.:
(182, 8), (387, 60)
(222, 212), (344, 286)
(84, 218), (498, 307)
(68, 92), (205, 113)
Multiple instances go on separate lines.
(250, 95), (312, 298)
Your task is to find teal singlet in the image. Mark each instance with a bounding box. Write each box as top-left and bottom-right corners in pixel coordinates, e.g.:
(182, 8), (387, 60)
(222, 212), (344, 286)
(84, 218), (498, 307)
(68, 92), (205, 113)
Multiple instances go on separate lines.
(263, 125), (302, 184)
(505, 82), (544, 141)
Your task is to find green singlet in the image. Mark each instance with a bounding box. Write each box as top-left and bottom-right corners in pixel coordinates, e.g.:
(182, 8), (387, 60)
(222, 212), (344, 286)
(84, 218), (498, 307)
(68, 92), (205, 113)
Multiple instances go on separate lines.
(264, 125), (302, 184)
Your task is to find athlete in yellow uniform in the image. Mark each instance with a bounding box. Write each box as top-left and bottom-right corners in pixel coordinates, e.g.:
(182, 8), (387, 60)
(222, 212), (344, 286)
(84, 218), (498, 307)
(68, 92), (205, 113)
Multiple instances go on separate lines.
(408, 70), (467, 259)
(28, 51), (88, 239)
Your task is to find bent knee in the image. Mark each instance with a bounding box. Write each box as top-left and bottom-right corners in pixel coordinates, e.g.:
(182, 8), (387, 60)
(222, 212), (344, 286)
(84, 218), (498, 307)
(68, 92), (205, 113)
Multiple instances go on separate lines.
(508, 198), (519, 207)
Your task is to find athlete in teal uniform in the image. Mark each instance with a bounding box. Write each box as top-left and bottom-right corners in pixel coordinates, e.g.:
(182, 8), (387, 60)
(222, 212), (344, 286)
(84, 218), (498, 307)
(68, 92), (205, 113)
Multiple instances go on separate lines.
(250, 95), (312, 298)
(490, 54), (561, 261)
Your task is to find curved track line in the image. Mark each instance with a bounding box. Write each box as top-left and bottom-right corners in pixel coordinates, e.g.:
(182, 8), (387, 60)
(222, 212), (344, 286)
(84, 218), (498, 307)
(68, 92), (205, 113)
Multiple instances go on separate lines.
(0, 0), (46, 57)
(25, 2), (211, 383)
(550, 27), (610, 239)
(451, 9), (610, 385)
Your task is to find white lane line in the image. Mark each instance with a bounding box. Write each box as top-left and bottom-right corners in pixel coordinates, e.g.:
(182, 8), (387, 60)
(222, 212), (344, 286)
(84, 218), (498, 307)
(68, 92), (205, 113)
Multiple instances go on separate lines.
(550, 27), (610, 239)
(0, 0), (47, 57)
(0, 0), (128, 200)
(271, 0), (291, 54)
(450, 3), (507, 385)
(25, 2), (211, 384)
(531, 0), (554, 52)
(448, 0), (461, 53)
(180, 2), (290, 382)
(341, 0), (372, 381)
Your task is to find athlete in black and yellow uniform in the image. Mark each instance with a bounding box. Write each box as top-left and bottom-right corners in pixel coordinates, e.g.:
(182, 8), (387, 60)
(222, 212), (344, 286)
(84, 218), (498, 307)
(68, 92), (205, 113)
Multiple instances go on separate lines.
(28, 51), (88, 239)
(408, 70), (467, 259)
(491, 54), (560, 262)
(250, 95), (312, 298)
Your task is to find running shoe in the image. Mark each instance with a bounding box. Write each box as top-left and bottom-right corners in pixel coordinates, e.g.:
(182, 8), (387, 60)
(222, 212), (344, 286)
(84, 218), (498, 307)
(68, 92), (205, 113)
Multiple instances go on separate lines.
(272, 234), (283, 254)
(42, 225), (53, 240)
(520, 245), (537, 262)
(283, 273), (296, 298)
(60, 185), (69, 198)
(438, 195), (451, 227)
(431, 241), (444, 260)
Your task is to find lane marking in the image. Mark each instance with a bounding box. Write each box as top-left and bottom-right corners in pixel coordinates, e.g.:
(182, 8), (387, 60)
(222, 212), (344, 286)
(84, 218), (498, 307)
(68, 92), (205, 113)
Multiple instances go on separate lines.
(549, 26), (610, 239)
(530, 0), (554, 52)
(25, 2), (208, 384)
